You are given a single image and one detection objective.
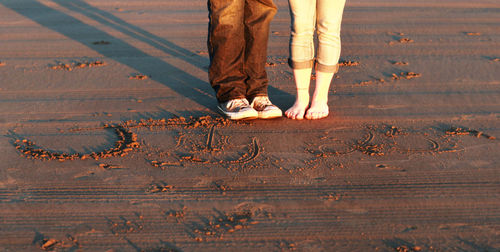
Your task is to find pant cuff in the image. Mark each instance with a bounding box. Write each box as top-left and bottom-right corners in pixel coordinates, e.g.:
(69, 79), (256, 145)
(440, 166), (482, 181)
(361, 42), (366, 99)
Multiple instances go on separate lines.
(316, 62), (339, 73)
(247, 92), (268, 102)
(288, 58), (314, 69)
(217, 95), (247, 104)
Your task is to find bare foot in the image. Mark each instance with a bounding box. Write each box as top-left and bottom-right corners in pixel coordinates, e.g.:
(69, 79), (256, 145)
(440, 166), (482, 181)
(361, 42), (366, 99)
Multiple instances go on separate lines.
(305, 71), (333, 120)
(285, 99), (309, 120)
(305, 100), (329, 119)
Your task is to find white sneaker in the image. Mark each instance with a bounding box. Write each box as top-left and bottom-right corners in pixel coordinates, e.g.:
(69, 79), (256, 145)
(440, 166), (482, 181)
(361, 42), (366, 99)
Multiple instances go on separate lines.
(250, 96), (282, 119)
(218, 98), (258, 120)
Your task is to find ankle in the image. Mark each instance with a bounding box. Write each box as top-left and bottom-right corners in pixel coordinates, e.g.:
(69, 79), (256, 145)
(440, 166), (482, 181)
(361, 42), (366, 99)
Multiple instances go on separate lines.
(296, 91), (309, 100)
(312, 91), (328, 102)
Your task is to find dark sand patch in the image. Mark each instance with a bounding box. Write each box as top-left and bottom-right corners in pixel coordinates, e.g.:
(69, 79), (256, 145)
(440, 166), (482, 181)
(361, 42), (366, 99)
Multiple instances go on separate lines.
(50, 60), (105, 71)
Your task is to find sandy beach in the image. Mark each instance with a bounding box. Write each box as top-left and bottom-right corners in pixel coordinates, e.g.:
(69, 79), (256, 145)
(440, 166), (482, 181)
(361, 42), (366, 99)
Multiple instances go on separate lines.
(1, 0), (499, 251)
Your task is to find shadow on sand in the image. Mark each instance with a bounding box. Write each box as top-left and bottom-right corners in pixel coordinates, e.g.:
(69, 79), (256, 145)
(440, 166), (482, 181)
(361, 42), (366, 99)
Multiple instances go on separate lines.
(2, 0), (292, 113)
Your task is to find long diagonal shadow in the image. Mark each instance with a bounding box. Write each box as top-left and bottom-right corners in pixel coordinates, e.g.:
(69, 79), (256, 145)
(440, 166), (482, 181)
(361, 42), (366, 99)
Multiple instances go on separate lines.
(52, 0), (209, 71)
(52, 0), (293, 104)
(2, 0), (215, 110)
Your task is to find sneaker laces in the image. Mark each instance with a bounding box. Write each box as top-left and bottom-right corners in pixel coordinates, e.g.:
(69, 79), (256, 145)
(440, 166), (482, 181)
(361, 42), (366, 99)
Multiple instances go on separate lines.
(254, 96), (272, 105)
(252, 96), (273, 110)
(226, 98), (250, 111)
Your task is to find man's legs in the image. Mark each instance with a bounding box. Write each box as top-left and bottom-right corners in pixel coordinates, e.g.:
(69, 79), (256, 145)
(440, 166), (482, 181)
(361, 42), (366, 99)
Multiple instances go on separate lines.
(207, 0), (247, 103)
(243, 0), (277, 101)
(208, 0), (280, 119)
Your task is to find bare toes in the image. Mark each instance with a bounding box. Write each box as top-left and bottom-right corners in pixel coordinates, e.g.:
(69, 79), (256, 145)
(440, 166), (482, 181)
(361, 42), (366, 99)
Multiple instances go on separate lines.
(286, 105), (307, 120)
(306, 110), (328, 120)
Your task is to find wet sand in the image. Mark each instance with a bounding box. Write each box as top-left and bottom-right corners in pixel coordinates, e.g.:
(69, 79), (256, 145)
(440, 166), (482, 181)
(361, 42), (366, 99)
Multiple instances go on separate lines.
(0, 0), (499, 251)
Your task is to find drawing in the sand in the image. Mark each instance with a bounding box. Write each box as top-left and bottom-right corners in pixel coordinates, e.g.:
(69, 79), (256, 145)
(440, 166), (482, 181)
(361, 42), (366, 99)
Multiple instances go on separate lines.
(11, 116), (496, 171)
(1, 0), (499, 250)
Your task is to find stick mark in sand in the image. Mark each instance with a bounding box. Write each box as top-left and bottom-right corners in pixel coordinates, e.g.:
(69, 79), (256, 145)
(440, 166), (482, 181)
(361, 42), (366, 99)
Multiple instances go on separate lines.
(10, 118), (495, 173)
(13, 124), (139, 161)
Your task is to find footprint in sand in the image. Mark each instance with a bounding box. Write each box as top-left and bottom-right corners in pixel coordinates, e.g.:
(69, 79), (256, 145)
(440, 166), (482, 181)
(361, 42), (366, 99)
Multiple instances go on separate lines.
(391, 61), (409, 66)
(190, 209), (257, 241)
(41, 239), (59, 250)
(129, 73), (149, 80)
(465, 32), (481, 36)
(164, 206), (188, 223)
(376, 164), (406, 172)
(391, 72), (421, 80)
(146, 182), (174, 193)
(50, 60), (106, 71)
(389, 36), (414, 46)
(339, 60), (360, 67)
(106, 215), (144, 235)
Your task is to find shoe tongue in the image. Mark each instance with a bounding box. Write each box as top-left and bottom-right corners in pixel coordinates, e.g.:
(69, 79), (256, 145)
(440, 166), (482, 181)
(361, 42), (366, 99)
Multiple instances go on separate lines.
(229, 99), (247, 109)
(255, 97), (270, 105)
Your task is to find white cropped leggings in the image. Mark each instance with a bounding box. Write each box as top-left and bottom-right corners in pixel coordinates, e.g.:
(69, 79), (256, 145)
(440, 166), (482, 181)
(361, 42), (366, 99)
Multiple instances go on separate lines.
(288, 0), (346, 73)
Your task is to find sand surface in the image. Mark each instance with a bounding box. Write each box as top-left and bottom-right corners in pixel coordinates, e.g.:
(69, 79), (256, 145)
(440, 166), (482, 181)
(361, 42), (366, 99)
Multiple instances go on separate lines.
(1, 0), (499, 251)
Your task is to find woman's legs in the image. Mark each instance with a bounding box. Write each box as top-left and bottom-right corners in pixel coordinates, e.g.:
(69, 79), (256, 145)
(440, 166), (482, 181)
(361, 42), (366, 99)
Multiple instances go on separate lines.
(286, 0), (315, 119)
(287, 0), (345, 120)
(305, 0), (346, 119)
(306, 70), (333, 119)
(285, 68), (312, 119)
